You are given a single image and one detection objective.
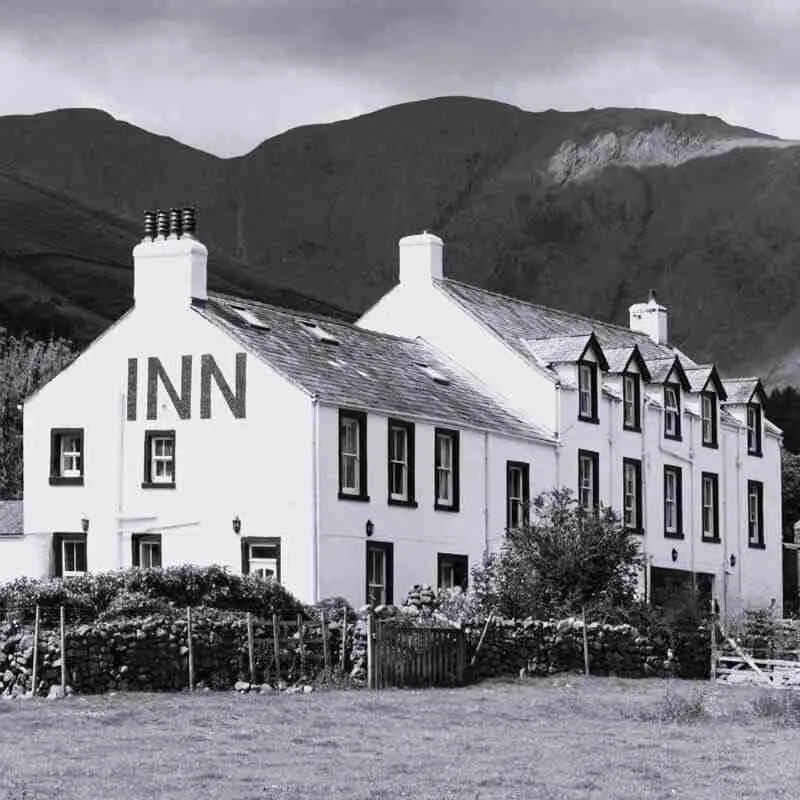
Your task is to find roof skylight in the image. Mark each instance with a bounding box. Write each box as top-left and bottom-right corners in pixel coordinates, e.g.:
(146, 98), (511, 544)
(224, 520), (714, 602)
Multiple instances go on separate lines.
(229, 305), (270, 330)
(416, 363), (451, 385)
(301, 320), (340, 345)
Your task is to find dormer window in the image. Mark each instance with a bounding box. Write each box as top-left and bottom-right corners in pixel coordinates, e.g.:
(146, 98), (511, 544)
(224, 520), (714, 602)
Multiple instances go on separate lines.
(578, 362), (598, 423)
(747, 404), (762, 456)
(663, 384), (681, 440)
(701, 392), (717, 448)
(622, 373), (640, 431)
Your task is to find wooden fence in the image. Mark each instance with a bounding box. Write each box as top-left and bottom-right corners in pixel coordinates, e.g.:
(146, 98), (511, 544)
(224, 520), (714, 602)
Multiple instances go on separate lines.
(367, 615), (466, 689)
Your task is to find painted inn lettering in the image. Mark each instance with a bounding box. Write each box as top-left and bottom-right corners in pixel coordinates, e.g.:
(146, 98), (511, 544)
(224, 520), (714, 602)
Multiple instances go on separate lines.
(127, 353), (247, 421)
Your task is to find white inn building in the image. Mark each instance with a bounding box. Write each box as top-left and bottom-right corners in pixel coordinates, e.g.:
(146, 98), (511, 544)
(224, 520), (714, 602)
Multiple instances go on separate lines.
(0, 210), (782, 613)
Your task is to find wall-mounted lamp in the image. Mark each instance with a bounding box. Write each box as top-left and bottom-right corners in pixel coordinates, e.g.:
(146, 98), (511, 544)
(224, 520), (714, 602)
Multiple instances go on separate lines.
(729, 554), (737, 568)
(671, 547), (678, 563)
(232, 516), (241, 535)
(365, 519), (374, 537)
(81, 516), (89, 533)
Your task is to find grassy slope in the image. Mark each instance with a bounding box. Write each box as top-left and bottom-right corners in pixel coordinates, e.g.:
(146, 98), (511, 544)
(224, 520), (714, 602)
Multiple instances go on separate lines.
(0, 678), (798, 800)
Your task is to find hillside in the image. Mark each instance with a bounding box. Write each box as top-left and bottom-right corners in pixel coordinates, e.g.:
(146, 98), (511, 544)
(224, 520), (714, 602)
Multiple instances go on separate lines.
(1, 98), (800, 385)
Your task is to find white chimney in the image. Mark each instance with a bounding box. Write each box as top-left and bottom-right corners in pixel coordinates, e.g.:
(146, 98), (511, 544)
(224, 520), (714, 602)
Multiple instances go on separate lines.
(398, 231), (443, 289)
(133, 207), (207, 311)
(628, 290), (668, 345)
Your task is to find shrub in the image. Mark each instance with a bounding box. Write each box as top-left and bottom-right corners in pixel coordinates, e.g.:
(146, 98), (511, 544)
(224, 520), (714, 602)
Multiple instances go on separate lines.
(97, 591), (176, 622)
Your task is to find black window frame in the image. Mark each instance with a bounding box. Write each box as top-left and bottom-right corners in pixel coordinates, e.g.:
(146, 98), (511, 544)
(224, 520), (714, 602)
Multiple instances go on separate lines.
(49, 427), (85, 486)
(338, 409), (369, 501)
(663, 465), (684, 539)
(622, 372), (641, 432)
(387, 418), (416, 507)
(142, 429), (176, 489)
(622, 457), (643, 534)
(701, 472), (720, 543)
(240, 536), (282, 582)
(663, 383), (682, 441)
(747, 404), (763, 457)
(577, 360), (599, 423)
(434, 428), (460, 512)
(701, 392), (718, 448)
(578, 449), (600, 511)
(506, 461), (530, 530)
(437, 553), (469, 592)
(747, 480), (765, 549)
(365, 541), (394, 605)
(132, 533), (163, 568)
(52, 532), (88, 578)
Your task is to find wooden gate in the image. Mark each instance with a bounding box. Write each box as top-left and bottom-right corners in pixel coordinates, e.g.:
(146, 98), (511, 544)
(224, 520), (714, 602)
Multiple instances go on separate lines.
(368, 617), (466, 689)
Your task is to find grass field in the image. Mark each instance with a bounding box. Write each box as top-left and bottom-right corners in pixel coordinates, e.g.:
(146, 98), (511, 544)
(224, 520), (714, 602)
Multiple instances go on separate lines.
(1, 677), (800, 800)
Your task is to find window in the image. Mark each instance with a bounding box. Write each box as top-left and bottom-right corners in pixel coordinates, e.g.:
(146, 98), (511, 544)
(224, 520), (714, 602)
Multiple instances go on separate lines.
(578, 450), (599, 511)
(49, 428), (84, 486)
(338, 410), (368, 500)
(387, 419), (415, 506)
(664, 384), (681, 440)
(132, 534), (163, 568)
(143, 430), (176, 488)
(434, 429), (460, 511)
(701, 473), (719, 542)
(622, 373), (640, 431)
(747, 481), (764, 548)
(747, 404), (762, 456)
(52, 533), (87, 577)
(578, 362), (598, 422)
(241, 537), (281, 582)
(506, 461), (530, 530)
(437, 553), (468, 592)
(701, 393), (718, 448)
(663, 465), (683, 538)
(366, 542), (393, 605)
(622, 458), (642, 532)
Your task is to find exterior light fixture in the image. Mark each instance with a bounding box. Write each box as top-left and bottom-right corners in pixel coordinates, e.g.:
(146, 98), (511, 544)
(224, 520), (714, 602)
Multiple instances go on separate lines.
(729, 554), (737, 568)
(232, 516), (241, 535)
(671, 547), (678, 563)
(365, 519), (374, 537)
(81, 516), (89, 533)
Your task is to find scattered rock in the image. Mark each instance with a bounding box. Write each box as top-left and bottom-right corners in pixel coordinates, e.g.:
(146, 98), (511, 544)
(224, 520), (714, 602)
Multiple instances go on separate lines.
(234, 680), (251, 693)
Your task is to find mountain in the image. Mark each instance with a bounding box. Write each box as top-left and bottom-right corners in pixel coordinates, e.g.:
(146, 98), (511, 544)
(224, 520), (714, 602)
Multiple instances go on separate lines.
(1, 98), (800, 386)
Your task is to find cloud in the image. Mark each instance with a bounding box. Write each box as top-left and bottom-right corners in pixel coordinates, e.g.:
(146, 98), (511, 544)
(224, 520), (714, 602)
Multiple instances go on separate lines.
(1, 0), (799, 155)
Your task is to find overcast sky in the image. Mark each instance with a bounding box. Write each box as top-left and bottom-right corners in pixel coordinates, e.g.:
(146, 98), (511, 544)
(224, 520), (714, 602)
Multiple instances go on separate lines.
(1, 0), (799, 157)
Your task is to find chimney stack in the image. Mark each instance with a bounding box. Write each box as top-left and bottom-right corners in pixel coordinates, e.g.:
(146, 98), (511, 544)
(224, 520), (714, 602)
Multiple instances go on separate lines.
(398, 231), (444, 289)
(133, 206), (207, 310)
(628, 290), (668, 345)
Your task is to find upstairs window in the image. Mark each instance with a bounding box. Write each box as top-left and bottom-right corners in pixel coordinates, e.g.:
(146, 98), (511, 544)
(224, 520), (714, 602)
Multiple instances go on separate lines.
(747, 481), (764, 548)
(747, 404), (762, 456)
(506, 461), (530, 530)
(143, 431), (176, 488)
(434, 429), (460, 511)
(664, 384), (681, 440)
(49, 428), (84, 486)
(622, 458), (642, 532)
(388, 419), (415, 506)
(701, 393), (717, 448)
(578, 450), (599, 511)
(622, 373), (640, 431)
(701, 472), (719, 542)
(578, 362), (598, 423)
(339, 410), (368, 501)
(663, 465), (683, 538)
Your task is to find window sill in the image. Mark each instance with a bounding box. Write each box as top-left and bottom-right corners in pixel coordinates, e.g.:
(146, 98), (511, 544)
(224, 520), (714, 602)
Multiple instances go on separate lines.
(748, 541), (766, 550)
(747, 450), (763, 458)
(623, 424), (641, 434)
(664, 531), (685, 540)
(701, 441), (719, 450)
(578, 415), (599, 425)
(338, 492), (370, 502)
(664, 433), (683, 442)
(701, 536), (721, 544)
(141, 481), (176, 490)
(388, 497), (418, 508)
(49, 476), (84, 487)
(434, 502), (460, 513)
(624, 527), (645, 536)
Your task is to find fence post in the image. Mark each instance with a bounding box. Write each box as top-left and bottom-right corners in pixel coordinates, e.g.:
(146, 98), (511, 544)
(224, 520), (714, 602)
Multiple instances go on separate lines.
(31, 604), (40, 696)
(247, 612), (256, 685)
(321, 610), (330, 676)
(470, 613), (494, 668)
(59, 605), (66, 693)
(187, 607), (195, 691)
(340, 607), (348, 674)
(710, 616), (718, 682)
(367, 610), (375, 690)
(272, 613), (281, 681)
(297, 612), (306, 678)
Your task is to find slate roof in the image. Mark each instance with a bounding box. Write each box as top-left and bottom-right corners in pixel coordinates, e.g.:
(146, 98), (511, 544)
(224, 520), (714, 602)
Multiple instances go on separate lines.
(647, 358), (680, 384)
(723, 378), (764, 405)
(193, 293), (554, 443)
(685, 365), (714, 393)
(0, 501), (23, 536)
(523, 335), (593, 365)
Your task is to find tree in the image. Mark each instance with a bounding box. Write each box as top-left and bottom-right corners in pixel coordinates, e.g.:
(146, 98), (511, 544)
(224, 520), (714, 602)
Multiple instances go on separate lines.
(782, 449), (800, 534)
(767, 387), (800, 454)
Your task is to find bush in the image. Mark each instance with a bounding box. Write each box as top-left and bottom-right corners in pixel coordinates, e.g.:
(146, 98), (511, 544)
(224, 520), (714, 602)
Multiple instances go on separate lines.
(97, 591), (176, 621)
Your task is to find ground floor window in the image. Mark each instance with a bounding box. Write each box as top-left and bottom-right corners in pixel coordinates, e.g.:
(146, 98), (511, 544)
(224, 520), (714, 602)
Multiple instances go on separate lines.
(650, 566), (713, 612)
(241, 537), (281, 582)
(52, 533), (87, 577)
(437, 553), (468, 591)
(366, 541), (394, 606)
(132, 534), (162, 568)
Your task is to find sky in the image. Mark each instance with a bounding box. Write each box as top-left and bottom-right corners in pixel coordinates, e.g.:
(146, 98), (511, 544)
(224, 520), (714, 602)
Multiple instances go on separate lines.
(1, 0), (799, 158)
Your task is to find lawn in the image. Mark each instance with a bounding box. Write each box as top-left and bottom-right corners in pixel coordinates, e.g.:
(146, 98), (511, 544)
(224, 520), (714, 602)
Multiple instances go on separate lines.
(1, 677), (800, 800)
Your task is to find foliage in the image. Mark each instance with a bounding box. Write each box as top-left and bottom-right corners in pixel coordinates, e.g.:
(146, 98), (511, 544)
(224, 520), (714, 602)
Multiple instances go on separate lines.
(781, 449), (800, 532)
(767, 386), (800, 455)
(472, 489), (641, 620)
(0, 330), (77, 499)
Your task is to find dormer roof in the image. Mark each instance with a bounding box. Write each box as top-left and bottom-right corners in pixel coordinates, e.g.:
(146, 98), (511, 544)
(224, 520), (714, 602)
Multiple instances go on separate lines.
(722, 378), (768, 406)
(604, 344), (652, 381)
(647, 356), (691, 391)
(684, 365), (728, 401)
(523, 332), (609, 371)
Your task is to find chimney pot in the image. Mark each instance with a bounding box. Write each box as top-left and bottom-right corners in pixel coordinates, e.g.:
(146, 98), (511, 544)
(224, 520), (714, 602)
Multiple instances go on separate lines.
(155, 210), (169, 239)
(168, 208), (181, 239)
(143, 210), (155, 241)
(181, 207), (197, 238)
